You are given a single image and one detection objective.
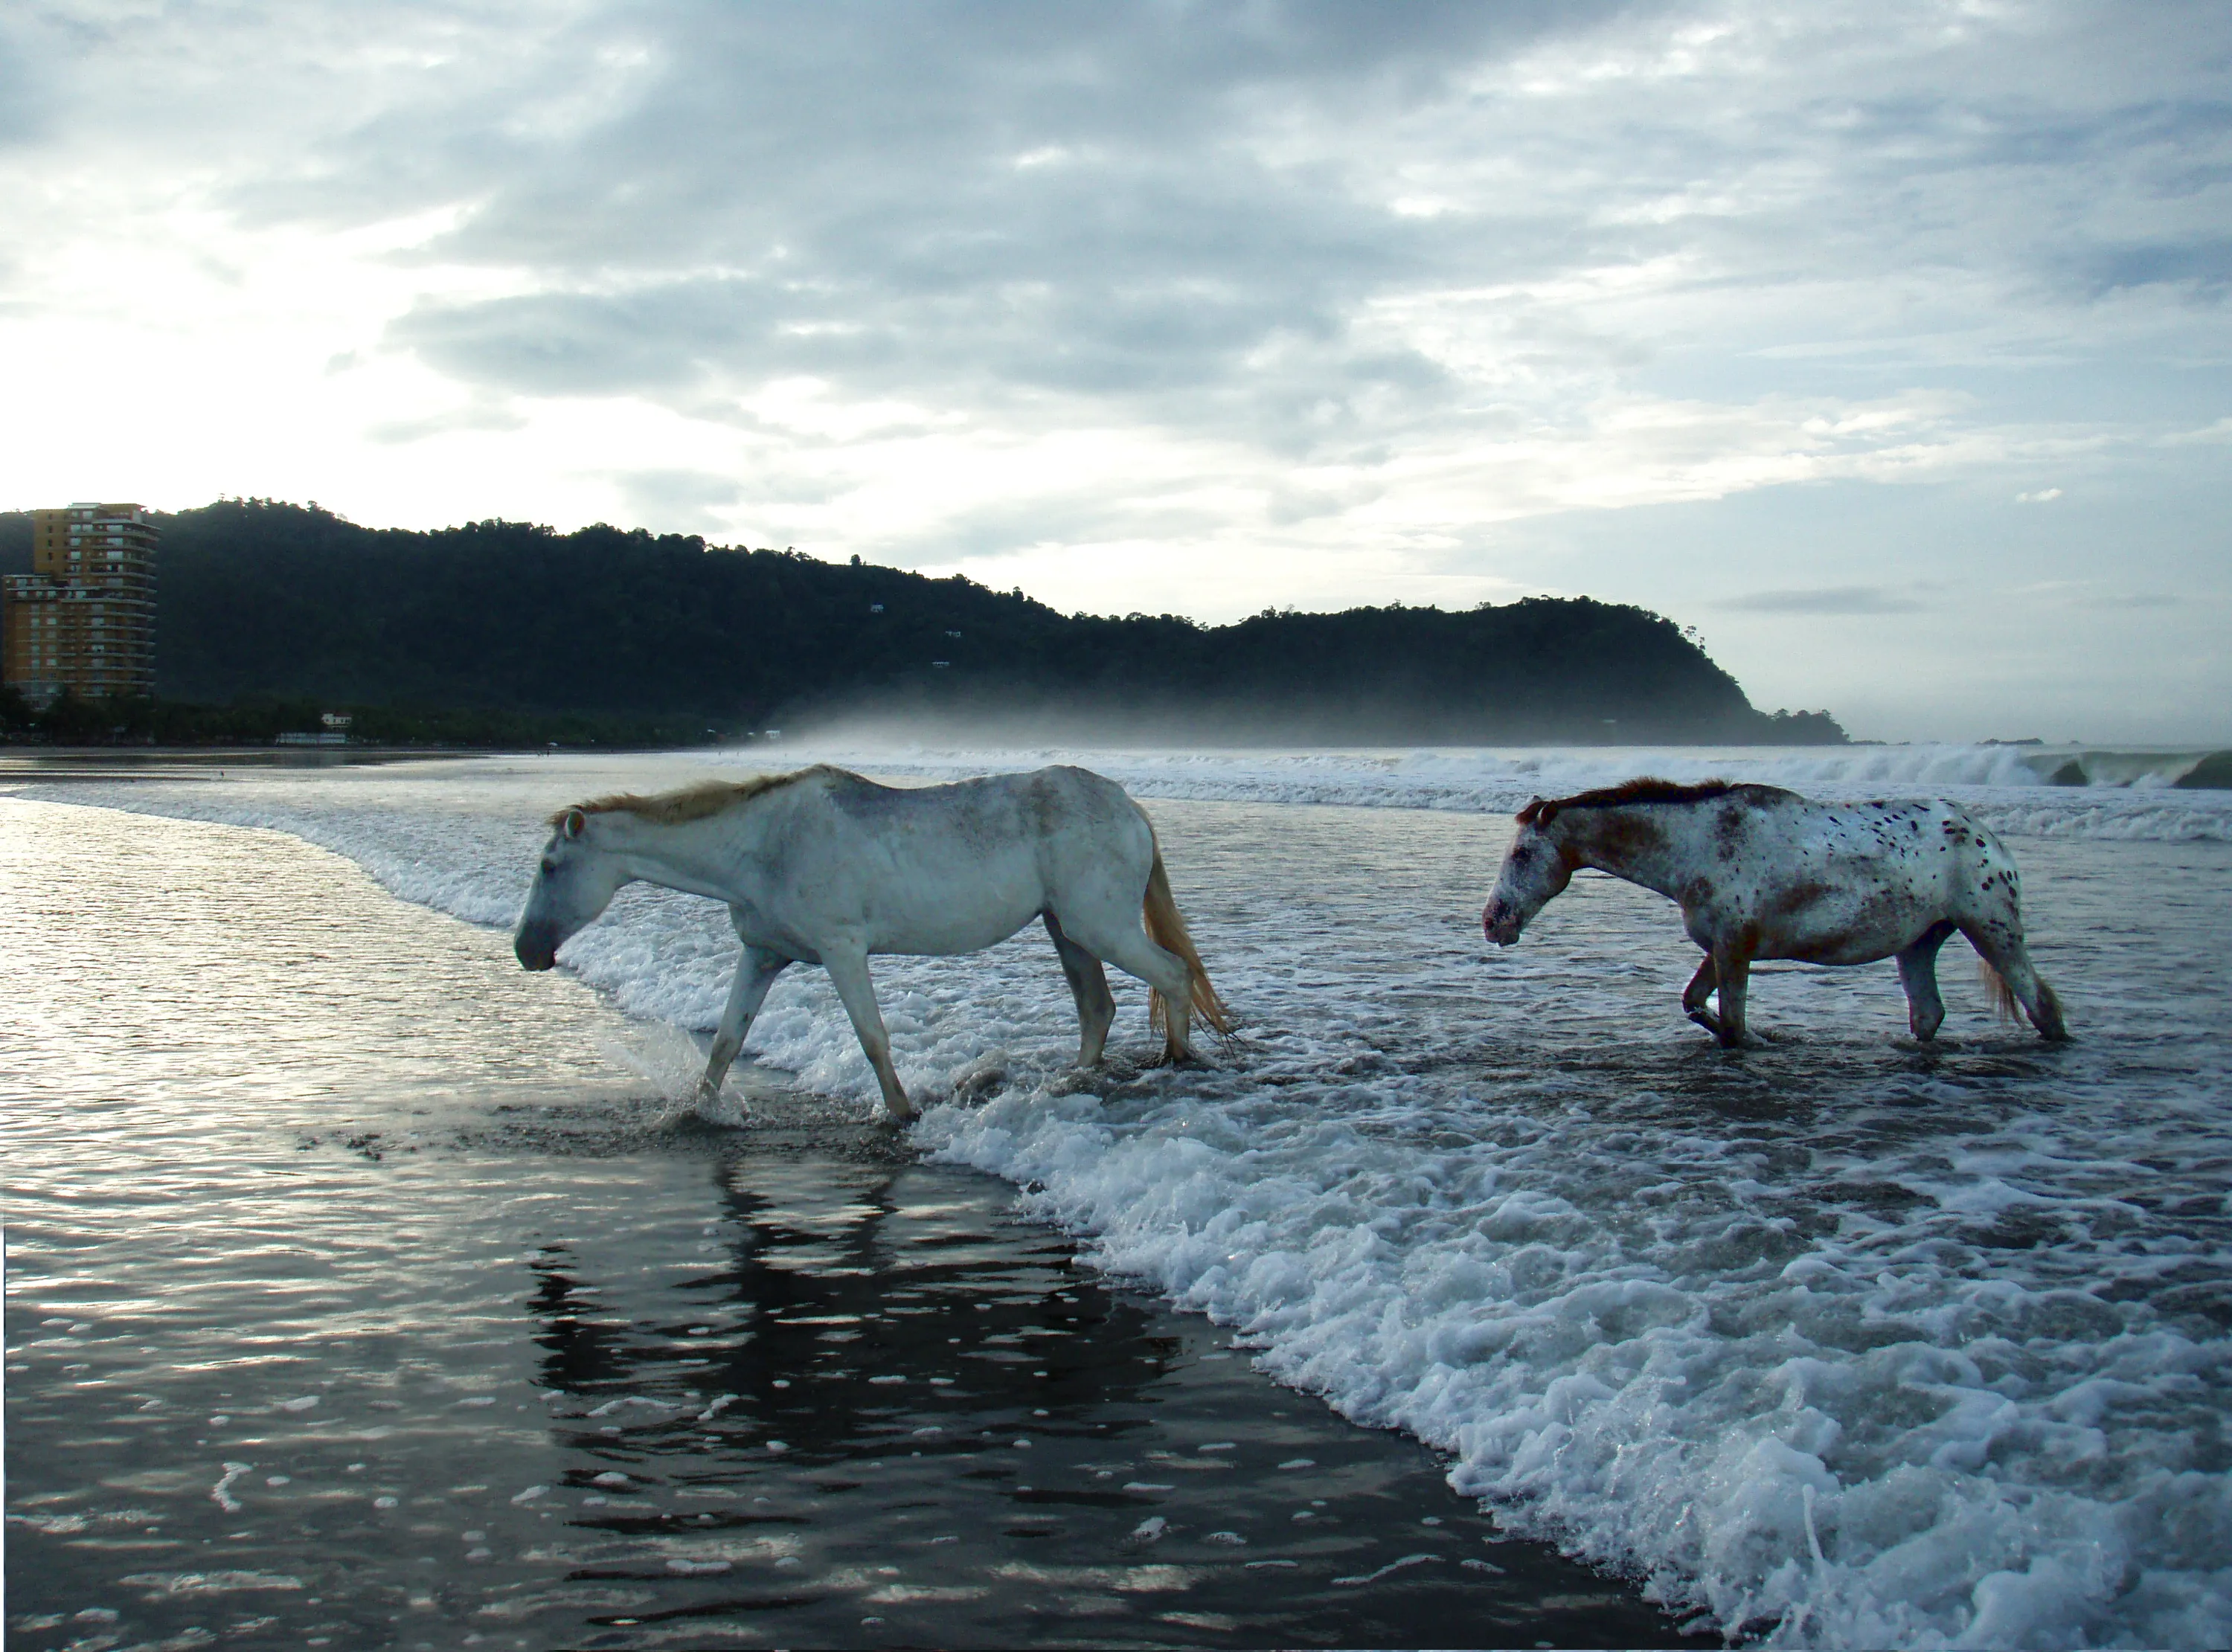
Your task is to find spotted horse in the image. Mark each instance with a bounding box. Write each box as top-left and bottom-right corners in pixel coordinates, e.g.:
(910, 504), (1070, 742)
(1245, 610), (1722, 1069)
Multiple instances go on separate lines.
(1481, 779), (2068, 1047)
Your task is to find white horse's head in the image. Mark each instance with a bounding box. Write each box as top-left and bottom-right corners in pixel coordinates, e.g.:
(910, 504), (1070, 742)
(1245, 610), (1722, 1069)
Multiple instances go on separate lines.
(1483, 798), (1575, 946)
(515, 807), (632, 971)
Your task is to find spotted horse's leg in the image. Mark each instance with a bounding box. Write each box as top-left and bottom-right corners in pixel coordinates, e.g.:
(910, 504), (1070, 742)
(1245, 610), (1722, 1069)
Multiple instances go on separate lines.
(1895, 921), (1956, 1042)
(1682, 952), (1723, 1039)
(1707, 941), (1757, 1048)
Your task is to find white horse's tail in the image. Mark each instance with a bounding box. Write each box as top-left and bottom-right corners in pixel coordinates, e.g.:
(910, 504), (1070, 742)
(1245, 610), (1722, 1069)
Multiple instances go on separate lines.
(1144, 843), (1234, 1040)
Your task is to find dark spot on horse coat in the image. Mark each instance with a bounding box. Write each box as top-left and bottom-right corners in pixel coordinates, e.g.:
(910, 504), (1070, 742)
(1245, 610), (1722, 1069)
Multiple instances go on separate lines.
(1763, 880), (1832, 919)
(1713, 806), (1748, 862)
(1594, 814), (1669, 860)
(1022, 773), (1068, 832)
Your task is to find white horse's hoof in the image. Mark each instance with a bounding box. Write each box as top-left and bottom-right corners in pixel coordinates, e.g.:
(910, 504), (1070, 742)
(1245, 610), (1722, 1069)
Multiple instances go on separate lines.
(952, 1059), (1008, 1102)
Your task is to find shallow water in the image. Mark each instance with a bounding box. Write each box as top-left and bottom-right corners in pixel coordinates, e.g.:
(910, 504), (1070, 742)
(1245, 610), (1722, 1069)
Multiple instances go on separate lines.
(3, 800), (1673, 1650)
(10, 745), (2232, 1648)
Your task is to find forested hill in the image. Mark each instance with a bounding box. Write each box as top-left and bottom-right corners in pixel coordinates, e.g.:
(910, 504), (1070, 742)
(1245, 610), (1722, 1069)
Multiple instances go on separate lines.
(0, 501), (1844, 745)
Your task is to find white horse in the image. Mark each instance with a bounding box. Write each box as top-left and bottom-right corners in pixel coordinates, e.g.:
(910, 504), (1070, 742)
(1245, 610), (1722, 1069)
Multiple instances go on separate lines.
(513, 765), (1231, 1120)
(1481, 779), (2068, 1047)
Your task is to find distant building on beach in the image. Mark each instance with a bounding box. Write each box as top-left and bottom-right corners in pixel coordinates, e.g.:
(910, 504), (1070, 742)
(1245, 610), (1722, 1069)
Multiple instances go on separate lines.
(1, 503), (160, 705)
(278, 713), (353, 747)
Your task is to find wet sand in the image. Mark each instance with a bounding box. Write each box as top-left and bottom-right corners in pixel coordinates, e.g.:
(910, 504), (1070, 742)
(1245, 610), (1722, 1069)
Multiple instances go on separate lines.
(4, 797), (1683, 1650)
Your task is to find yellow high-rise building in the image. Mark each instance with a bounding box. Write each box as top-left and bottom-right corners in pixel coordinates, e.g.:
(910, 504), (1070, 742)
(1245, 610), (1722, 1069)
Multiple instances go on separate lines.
(2, 503), (160, 704)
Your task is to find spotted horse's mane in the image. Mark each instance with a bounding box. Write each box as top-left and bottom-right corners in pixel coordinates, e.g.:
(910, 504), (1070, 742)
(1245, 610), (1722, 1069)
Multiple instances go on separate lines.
(549, 765), (847, 829)
(1516, 777), (1795, 827)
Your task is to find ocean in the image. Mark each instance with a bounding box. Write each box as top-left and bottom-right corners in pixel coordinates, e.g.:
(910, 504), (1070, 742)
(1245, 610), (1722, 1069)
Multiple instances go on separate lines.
(5, 742), (2228, 1648)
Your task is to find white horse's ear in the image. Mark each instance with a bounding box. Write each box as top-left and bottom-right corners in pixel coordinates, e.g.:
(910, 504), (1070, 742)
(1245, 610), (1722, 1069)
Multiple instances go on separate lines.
(562, 808), (587, 840)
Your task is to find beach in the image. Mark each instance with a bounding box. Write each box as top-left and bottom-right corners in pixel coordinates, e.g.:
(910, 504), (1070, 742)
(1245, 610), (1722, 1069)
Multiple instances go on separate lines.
(7, 744), (2231, 1648)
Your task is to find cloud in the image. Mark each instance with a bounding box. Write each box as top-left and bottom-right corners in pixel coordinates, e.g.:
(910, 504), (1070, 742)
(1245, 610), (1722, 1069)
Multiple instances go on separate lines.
(1716, 585), (1928, 616)
(391, 283), (785, 399)
(2083, 237), (2232, 297)
(365, 398), (530, 445)
(334, 4), (2221, 470)
(611, 467), (740, 530)
(2163, 417), (2232, 447)
(2093, 591), (2181, 608)
(5, 0), (2231, 737)
(0, 16), (55, 149)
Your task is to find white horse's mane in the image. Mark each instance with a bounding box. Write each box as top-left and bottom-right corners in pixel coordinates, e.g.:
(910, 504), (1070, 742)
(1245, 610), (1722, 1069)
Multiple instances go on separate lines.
(553, 765), (847, 827)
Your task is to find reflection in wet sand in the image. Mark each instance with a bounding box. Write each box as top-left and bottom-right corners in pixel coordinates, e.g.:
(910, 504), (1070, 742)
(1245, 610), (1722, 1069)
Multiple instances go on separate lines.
(508, 1153), (1674, 1647)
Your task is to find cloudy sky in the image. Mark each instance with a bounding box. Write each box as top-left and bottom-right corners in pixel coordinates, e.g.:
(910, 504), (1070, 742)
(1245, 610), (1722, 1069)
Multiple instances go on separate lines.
(4, 1), (2227, 740)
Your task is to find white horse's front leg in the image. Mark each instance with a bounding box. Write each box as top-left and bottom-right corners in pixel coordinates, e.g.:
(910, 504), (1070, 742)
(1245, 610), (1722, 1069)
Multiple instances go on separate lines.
(821, 945), (915, 1122)
(701, 945), (791, 1102)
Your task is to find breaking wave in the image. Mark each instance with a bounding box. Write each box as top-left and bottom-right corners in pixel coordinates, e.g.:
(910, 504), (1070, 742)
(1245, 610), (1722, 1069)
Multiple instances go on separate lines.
(766, 741), (2232, 843)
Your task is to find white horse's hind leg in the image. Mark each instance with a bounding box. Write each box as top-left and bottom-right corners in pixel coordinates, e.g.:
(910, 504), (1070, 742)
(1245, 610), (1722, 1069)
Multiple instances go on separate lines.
(1062, 919), (1197, 1062)
(1156, 991), (1194, 1065)
(1043, 915), (1117, 1067)
(820, 945), (917, 1122)
(700, 943), (791, 1102)
(1896, 922), (1954, 1041)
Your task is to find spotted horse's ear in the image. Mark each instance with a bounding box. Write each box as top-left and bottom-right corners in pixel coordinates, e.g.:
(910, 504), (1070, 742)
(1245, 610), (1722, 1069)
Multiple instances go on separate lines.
(562, 808), (587, 840)
(1516, 796), (1558, 827)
